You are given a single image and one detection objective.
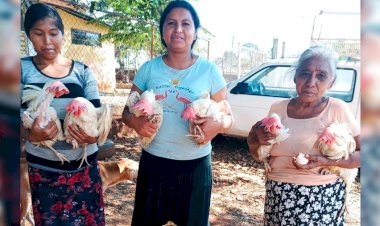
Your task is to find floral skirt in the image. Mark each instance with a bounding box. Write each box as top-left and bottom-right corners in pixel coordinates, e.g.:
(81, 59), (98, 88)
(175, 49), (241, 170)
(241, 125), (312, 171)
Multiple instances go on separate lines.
(28, 160), (105, 226)
(264, 178), (346, 226)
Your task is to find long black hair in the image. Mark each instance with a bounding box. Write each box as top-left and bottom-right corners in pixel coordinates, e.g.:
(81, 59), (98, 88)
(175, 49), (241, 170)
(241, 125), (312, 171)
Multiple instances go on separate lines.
(24, 3), (64, 38)
(159, 0), (200, 49)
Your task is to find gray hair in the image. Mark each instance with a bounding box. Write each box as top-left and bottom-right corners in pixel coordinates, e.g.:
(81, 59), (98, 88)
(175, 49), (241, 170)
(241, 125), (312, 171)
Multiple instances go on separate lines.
(295, 45), (339, 80)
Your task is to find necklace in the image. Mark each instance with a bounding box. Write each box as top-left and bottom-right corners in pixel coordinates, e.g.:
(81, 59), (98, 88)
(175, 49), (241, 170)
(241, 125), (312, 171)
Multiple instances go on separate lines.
(169, 69), (192, 86)
(163, 53), (197, 86)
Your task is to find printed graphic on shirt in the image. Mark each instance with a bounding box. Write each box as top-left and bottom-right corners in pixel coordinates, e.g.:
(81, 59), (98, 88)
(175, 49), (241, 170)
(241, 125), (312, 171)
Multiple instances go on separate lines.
(155, 83), (195, 115)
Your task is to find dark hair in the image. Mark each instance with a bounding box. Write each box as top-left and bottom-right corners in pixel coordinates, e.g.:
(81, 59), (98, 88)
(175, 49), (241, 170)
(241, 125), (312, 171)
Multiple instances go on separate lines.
(159, 0), (200, 49)
(24, 3), (64, 38)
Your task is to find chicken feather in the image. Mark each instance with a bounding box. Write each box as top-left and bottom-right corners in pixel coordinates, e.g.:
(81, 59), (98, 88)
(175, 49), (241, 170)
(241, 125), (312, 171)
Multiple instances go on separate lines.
(257, 113), (290, 174)
(318, 121), (357, 218)
(21, 81), (70, 164)
(182, 93), (230, 145)
(126, 90), (163, 148)
(64, 97), (112, 168)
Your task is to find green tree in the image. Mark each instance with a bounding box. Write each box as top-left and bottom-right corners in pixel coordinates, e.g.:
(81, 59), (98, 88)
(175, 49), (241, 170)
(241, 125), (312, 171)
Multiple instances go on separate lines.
(90, 0), (171, 59)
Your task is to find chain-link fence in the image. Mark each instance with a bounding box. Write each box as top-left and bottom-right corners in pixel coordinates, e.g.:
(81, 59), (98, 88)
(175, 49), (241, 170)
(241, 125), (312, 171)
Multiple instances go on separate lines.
(212, 48), (269, 82)
(21, 0), (116, 93)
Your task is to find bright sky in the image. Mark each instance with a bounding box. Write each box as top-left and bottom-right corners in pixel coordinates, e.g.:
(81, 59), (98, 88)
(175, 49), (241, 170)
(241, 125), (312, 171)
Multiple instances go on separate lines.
(190, 0), (360, 58)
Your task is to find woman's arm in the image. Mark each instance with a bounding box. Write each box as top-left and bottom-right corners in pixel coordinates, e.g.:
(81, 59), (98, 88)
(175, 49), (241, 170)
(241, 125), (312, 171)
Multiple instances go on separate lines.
(22, 116), (58, 142)
(335, 135), (360, 168)
(121, 85), (158, 137)
(294, 135), (360, 169)
(210, 87), (234, 132)
(247, 122), (261, 161)
(247, 121), (277, 161)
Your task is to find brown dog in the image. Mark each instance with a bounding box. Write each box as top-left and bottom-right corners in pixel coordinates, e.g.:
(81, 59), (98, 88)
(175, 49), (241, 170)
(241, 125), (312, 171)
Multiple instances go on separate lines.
(20, 158), (139, 226)
(98, 158), (139, 191)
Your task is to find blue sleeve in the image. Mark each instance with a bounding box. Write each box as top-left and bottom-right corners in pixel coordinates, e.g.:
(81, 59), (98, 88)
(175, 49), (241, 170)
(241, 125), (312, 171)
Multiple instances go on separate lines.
(132, 61), (150, 91)
(83, 67), (101, 107)
(210, 63), (227, 95)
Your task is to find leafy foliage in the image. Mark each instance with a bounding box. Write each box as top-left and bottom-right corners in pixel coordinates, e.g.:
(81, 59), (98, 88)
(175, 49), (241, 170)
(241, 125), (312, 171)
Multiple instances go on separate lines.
(90, 0), (170, 59)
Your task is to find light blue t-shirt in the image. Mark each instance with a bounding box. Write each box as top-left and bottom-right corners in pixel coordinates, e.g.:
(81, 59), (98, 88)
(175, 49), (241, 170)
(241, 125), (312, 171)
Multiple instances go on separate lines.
(133, 56), (226, 160)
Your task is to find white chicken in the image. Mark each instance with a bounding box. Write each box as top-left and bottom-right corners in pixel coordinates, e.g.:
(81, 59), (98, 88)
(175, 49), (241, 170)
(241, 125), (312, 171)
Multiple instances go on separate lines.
(126, 90), (163, 148)
(21, 80), (70, 164)
(257, 113), (290, 174)
(64, 97), (112, 168)
(317, 121), (357, 217)
(126, 90), (164, 148)
(181, 93), (230, 144)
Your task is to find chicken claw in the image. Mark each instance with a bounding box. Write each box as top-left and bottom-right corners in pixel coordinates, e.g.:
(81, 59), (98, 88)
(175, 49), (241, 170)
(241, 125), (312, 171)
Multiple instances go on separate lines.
(46, 144), (70, 165)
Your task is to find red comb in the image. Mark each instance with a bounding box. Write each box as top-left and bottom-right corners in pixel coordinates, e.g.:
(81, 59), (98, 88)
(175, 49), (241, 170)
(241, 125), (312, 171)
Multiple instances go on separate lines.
(261, 115), (281, 133)
(132, 99), (153, 116)
(47, 81), (69, 97)
(319, 127), (337, 145)
(66, 99), (87, 116)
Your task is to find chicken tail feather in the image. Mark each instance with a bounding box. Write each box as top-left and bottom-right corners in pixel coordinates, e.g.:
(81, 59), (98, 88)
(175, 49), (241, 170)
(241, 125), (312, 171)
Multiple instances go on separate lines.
(21, 85), (43, 105)
(97, 103), (113, 145)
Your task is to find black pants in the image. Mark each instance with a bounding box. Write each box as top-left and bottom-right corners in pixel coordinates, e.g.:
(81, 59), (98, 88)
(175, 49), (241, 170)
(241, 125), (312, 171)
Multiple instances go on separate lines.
(132, 151), (212, 226)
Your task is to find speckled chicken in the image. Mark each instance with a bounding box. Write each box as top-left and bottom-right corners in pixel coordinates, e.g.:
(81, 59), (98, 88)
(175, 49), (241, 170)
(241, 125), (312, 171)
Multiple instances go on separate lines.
(318, 121), (357, 217)
(181, 93), (230, 144)
(21, 80), (70, 164)
(126, 90), (163, 148)
(64, 97), (112, 168)
(257, 113), (290, 174)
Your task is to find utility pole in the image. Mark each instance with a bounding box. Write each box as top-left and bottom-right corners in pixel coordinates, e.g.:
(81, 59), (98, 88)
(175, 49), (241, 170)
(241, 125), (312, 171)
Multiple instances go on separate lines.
(230, 35), (234, 76)
(272, 38), (278, 59)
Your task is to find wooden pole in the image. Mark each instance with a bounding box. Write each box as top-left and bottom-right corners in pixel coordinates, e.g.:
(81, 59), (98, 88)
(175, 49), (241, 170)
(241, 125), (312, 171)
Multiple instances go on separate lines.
(150, 25), (154, 59)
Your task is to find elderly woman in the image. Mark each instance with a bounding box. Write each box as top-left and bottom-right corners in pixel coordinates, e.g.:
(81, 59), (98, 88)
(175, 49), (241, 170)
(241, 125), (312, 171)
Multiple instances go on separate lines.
(247, 45), (360, 225)
(122, 1), (233, 225)
(21, 3), (105, 225)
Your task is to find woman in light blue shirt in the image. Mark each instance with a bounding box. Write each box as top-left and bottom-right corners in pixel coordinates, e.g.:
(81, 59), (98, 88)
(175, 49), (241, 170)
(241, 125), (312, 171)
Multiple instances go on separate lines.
(122, 1), (233, 225)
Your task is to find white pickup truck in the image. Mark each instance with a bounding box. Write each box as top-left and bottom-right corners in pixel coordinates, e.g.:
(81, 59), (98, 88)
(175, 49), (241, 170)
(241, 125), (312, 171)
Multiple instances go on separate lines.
(224, 58), (360, 137)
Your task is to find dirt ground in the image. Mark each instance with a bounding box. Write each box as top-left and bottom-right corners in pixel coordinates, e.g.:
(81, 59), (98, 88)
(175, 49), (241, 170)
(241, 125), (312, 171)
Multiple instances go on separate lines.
(103, 133), (360, 226)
